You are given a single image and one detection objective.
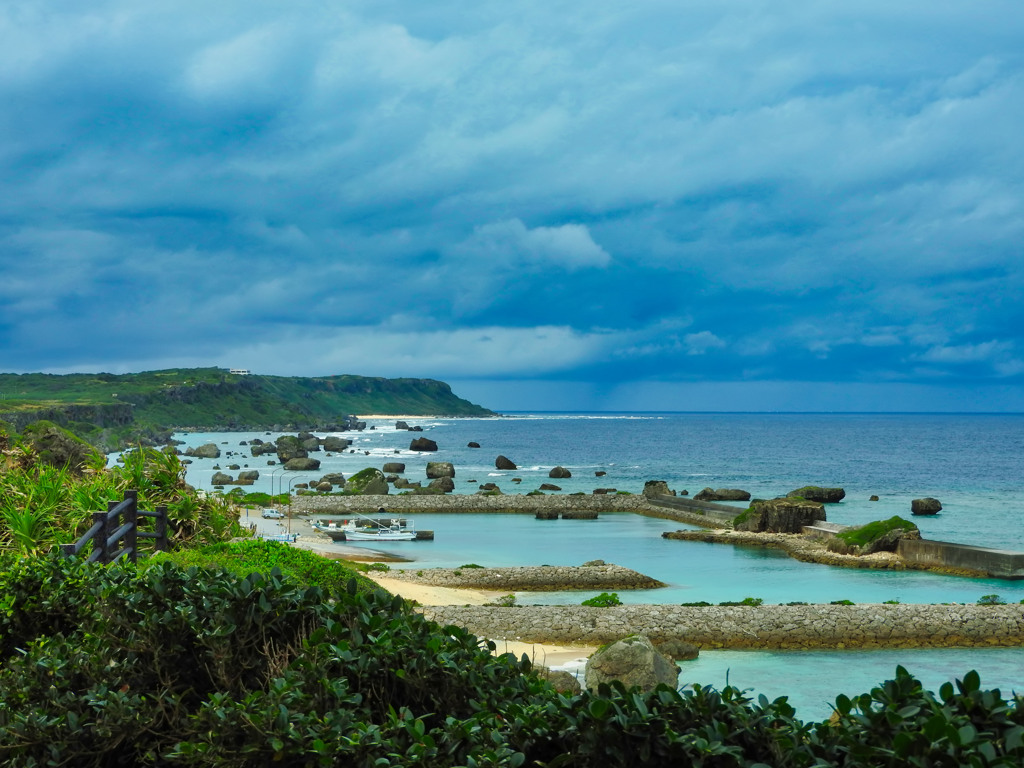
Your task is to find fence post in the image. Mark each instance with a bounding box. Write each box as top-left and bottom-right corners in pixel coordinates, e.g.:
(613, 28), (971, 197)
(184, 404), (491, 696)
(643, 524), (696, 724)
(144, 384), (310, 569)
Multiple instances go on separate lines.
(124, 489), (139, 563)
(154, 504), (169, 553)
(99, 501), (116, 564)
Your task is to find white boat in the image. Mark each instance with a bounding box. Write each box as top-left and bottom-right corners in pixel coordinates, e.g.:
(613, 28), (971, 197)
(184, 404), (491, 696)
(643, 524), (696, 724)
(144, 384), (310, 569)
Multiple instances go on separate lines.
(312, 515), (419, 541)
(344, 523), (417, 541)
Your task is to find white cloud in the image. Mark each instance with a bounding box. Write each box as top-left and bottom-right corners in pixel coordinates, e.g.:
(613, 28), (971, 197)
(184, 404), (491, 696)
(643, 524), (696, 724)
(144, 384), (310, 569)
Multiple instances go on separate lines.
(455, 219), (610, 270)
(684, 331), (726, 355)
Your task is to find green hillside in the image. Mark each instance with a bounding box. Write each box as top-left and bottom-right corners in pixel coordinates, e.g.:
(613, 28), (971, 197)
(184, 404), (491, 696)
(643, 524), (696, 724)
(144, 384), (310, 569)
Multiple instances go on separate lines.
(0, 368), (494, 449)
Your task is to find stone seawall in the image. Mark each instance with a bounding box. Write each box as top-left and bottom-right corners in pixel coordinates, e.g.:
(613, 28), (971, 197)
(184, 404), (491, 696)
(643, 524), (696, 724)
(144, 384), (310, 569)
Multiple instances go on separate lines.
(385, 563), (665, 591)
(421, 604), (1024, 650)
(293, 493), (656, 515)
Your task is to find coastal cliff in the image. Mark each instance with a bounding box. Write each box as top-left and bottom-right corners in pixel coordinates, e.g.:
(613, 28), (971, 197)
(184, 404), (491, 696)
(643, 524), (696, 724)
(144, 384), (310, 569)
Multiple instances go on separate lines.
(0, 367), (493, 450)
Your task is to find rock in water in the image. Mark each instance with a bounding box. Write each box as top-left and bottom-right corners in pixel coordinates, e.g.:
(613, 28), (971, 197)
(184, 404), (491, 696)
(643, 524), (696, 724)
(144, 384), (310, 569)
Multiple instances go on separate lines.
(495, 455), (517, 470)
(584, 635), (679, 693)
(549, 466), (572, 478)
(787, 486), (846, 503)
(382, 462), (406, 473)
(284, 457), (321, 471)
(912, 497), (942, 515)
(735, 498), (826, 533)
(694, 487), (751, 502)
(186, 443), (221, 459)
(426, 461), (455, 479)
(642, 480), (674, 497)
(345, 467), (389, 495)
(409, 437), (438, 452)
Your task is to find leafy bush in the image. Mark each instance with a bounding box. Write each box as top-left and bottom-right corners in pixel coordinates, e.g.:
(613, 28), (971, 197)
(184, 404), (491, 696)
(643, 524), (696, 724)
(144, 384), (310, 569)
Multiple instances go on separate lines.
(2, 555), (1024, 766)
(979, 594), (1006, 605)
(155, 539), (378, 595)
(582, 592), (622, 607)
(719, 596), (764, 607)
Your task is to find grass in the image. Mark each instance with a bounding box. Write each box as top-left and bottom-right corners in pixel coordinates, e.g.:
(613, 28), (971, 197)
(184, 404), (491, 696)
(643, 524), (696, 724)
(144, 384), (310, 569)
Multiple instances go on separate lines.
(835, 516), (919, 549)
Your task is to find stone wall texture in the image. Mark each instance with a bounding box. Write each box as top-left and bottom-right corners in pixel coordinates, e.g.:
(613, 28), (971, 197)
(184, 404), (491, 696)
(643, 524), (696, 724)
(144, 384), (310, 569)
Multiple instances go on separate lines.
(421, 603), (1024, 650)
(293, 493), (655, 515)
(385, 564), (665, 591)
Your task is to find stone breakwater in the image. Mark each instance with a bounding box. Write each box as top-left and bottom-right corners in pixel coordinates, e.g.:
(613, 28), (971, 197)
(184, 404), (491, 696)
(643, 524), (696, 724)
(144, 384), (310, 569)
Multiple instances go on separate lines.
(385, 564), (665, 591)
(293, 493), (654, 515)
(421, 604), (1024, 650)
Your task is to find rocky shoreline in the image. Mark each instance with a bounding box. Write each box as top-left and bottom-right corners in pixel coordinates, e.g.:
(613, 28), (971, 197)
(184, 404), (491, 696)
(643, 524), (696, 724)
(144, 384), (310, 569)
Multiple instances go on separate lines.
(422, 603), (1024, 650)
(384, 562), (665, 591)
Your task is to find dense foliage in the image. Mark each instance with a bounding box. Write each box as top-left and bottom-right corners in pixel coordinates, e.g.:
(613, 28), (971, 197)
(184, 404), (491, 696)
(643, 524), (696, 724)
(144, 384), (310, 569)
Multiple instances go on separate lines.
(0, 424), (244, 555)
(2, 554), (1024, 767)
(158, 539), (380, 595)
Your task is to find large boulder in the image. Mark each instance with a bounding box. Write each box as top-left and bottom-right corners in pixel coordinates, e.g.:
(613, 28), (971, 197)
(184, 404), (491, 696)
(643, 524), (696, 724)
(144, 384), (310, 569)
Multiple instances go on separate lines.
(393, 478), (421, 489)
(410, 437), (439, 452)
(642, 480), (674, 498)
(284, 457), (321, 471)
(694, 488), (751, 502)
(186, 443), (221, 459)
(548, 466), (572, 479)
(495, 455), (517, 470)
(426, 461), (455, 479)
(275, 435), (307, 462)
(467, 441), (481, 448)
(346, 467), (389, 495)
(912, 497), (943, 515)
(584, 635), (679, 693)
(211, 471), (233, 485)
(827, 516), (921, 555)
(322, 436), (350, 452)
(428, 476), (455, 493)
(734, 498), (826, 533)
(787, 486), (846, 503)
(395, 421), (410, 430)
(237, 470), (260, 482)
(382, 462), (406, 474)
(301, 438), (321, 452)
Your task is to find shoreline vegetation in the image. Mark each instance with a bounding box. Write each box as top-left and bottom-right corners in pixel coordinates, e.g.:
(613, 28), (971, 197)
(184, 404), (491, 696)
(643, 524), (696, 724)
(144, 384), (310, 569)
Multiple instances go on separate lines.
(5, 421), (1024, 763)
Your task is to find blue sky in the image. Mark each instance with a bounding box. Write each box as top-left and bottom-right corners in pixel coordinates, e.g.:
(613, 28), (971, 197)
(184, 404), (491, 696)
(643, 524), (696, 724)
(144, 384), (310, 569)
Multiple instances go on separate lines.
(2, 1), (1023, 411)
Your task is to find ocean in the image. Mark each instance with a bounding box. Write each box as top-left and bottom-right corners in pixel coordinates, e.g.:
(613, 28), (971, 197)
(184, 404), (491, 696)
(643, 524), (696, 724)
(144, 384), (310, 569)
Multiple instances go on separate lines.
(166, 412), (1024, 719)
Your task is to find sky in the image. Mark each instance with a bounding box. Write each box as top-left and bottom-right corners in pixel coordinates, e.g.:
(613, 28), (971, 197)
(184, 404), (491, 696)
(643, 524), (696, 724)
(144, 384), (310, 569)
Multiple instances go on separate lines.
(2, 1), (1023, 412)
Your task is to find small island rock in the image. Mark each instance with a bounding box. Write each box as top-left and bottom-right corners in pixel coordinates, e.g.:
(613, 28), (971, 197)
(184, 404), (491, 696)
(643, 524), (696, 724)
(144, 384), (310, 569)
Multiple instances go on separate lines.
(912, 497), (942, 515)
(495, 455), (517, 470)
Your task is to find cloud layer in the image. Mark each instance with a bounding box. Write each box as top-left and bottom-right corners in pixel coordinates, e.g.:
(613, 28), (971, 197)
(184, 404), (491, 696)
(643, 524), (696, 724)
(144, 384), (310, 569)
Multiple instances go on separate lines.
(2, 1), (1023, 410)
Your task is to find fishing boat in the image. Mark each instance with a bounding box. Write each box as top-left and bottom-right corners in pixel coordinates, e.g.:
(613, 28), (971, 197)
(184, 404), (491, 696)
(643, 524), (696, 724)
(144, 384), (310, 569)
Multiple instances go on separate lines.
(344, 521), (417, 541)
(312, 514), (421, 541)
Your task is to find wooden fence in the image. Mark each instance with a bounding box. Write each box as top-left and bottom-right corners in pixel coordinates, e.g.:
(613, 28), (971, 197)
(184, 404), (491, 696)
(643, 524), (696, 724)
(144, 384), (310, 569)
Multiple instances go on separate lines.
(60, 490), (169, 564)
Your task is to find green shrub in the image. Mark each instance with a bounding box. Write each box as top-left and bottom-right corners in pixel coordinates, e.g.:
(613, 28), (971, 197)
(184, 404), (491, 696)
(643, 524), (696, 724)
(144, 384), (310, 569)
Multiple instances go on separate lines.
(978, 594), (1006, 605)
(719, 596), (764, 607)
(4, 556), (1024, 767)
(831, 599), (855, 605)
(155, 539), (378, 595)
(581, 592), (622, 607)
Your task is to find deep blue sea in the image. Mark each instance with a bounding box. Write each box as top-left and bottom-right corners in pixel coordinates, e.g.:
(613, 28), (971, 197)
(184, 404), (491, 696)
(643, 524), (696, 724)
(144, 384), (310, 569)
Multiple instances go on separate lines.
(165, 413), (1024, 719)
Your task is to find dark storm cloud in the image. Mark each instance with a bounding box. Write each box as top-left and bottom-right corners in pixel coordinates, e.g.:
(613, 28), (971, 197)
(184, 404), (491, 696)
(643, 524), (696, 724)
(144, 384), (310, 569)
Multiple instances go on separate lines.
(1, 1), (1022, 409)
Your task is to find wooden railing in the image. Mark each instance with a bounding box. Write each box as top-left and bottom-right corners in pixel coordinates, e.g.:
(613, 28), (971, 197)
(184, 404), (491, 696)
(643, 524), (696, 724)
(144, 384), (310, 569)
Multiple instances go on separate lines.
(60, 490), (169, 564)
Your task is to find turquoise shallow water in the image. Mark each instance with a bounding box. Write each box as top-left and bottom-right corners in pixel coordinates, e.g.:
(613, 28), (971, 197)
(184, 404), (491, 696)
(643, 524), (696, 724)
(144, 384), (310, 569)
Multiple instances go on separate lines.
(676, 648), (1024, 722)
(157, 413), (1024, 715)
